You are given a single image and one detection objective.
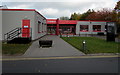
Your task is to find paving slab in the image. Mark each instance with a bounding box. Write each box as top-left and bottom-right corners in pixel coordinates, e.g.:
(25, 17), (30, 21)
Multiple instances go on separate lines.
(23, 35), (85, 57)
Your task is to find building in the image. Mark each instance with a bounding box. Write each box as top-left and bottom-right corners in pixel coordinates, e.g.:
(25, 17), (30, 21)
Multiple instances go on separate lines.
(47, 19), (77, 35)
(47, 19), (114, 35)
(0, 5), (8, 9)
(1, 9), (47, 43)
(1, 8), (116, 43)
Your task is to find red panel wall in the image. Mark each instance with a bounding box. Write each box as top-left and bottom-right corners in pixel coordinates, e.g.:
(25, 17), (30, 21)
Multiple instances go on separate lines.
(47, 19), (77, 24)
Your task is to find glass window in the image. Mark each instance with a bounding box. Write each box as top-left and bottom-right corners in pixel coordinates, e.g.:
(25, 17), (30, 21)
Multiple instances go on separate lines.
(42, 23), (44, 32)
(80, 25), (88, 32)
(93, 25), (101, 31)
(47, 27), (56, 34)
(38, 21), (41, 33)
(59, 26), (75, 34)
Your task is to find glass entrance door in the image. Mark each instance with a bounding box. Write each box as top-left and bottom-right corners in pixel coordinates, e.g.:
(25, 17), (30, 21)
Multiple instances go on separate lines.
(47, 26), (56, 35)
(59, 26), (75, 35)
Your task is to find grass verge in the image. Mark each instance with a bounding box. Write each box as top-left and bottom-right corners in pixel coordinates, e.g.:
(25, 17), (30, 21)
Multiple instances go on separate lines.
(61, 37), (120, 54)
(2, 43), (31, 55)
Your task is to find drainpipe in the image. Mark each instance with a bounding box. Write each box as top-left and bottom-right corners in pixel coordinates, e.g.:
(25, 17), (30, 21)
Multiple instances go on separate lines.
(56, 18), (59, 35)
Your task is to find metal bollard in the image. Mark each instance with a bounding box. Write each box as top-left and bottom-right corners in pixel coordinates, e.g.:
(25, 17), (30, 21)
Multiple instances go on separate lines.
(82, 40), (86, 53)
(67, 35), (70, 41)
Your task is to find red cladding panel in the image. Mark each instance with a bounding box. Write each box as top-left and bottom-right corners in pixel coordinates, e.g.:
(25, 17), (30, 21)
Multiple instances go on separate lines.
(0, 9), (35, 11)
(47, 19), (77, 24)
(59, 20), (77, 24)
(47, 19), (57, 24)
(46, 19), (114, 24)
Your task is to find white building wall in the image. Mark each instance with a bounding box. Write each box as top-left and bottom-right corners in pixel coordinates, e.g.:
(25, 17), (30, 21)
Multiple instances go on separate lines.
(2, 10), (35, 40)
(91, 22), (106, 34)
(34, 11), (46, 39)
(76, 23), (80, 35)
(76, 21), (107, 35)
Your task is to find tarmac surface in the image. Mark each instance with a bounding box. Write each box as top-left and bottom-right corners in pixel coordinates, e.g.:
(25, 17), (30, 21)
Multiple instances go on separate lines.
(2, 57), (119, 73)
(1, 47), (119, 73)
(23, 35), (85, 57)
(1, 35), (119, 74)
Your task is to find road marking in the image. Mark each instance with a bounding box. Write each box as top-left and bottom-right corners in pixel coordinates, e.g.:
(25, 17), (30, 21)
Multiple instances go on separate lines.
(1, 55), (119, 61)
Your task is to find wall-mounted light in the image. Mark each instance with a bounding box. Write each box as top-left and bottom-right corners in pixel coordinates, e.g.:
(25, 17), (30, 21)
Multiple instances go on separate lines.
(24, 16), (29, 19)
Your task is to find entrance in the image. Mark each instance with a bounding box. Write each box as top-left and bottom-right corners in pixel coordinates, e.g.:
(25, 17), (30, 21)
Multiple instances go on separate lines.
(59, 26), (75, 35)
(22, 19), (30, 37)
(47, 26), (56, 35)
(47, 24), (76, 35)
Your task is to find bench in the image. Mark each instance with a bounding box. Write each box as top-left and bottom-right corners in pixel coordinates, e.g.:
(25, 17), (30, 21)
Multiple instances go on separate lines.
(39, 40), (52, 48)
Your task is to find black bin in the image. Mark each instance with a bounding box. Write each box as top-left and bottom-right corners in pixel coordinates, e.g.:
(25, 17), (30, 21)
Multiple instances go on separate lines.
(39, 40), (52, 47)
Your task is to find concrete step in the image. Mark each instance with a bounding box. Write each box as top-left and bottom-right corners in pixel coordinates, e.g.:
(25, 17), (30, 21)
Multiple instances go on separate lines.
(7, 37), (31, 44)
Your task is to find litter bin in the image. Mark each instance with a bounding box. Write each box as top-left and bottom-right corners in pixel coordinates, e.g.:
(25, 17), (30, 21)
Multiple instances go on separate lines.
(39, 40), (52, 47)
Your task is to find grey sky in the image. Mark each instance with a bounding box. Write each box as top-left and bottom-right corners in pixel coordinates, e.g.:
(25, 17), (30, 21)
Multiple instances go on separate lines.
(1, 0), (118, 19)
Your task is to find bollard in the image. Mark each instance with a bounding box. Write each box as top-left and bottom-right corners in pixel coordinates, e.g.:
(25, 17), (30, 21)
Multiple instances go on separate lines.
(79, 33), (80, 36)
(82, 40), (86, 53)
(60, 34), (62, 38)
(67, 35), (70, 41)
(60, 32), (62, 38)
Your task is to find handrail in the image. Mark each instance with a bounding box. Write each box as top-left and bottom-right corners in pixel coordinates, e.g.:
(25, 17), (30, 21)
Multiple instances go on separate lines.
(4, 27), (22, 42)
(4, 27), (21, 35)
(4, 27), (32, 42)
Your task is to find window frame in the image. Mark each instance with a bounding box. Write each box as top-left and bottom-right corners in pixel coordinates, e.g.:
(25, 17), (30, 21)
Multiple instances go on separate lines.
(38, 21), (41, 33)
(80, 25), (89, 32)
(92, 25), (101, 32)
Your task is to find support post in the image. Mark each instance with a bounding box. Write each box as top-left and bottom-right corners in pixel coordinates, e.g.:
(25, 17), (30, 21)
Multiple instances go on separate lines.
(56, 18), (59, 35)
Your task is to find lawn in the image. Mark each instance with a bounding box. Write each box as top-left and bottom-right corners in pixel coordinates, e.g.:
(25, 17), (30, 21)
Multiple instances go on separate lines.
(61, 37), (120, 54)
(2, 43), (31, 55)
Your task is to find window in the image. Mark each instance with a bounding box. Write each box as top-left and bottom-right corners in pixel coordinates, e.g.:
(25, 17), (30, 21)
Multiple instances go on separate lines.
(93, 25), (101, 32)
(80, 25), (88, 32)
(59, 26), (75, 34)
(42, 23), (44, 32)
(47, 26), (56, 34)
(38, 21), (41, 33)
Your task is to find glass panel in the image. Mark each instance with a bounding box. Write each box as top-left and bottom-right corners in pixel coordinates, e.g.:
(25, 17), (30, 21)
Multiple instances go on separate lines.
(80, 25), (88, 32)
(108, 26), (114, 33)
(47, 27), (56, 34)
(38, 21), (41, 33)
(93, 25), (101, 31)
(59, 26), (75, 34)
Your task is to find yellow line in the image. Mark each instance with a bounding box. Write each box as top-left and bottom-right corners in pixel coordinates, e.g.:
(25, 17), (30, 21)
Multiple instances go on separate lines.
(1, 55), (119, 61)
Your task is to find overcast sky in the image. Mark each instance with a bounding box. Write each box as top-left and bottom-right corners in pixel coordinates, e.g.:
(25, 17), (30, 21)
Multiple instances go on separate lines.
(1, 0), (119, 19)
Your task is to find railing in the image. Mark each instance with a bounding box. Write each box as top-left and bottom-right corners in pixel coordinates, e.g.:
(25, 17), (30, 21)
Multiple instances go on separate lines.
(4, 27), (32, 42)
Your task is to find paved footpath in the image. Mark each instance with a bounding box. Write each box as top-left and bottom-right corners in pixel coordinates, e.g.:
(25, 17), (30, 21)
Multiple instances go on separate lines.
(23, 35), (85, 57)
